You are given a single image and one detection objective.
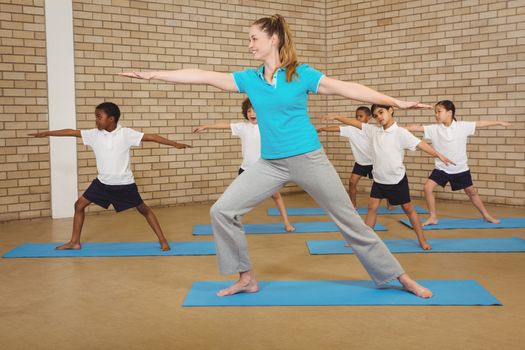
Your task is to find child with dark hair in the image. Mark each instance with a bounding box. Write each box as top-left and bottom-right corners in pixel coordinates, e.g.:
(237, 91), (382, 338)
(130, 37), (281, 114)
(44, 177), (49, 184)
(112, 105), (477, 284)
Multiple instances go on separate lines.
(321, 104), (454, 250)
(405, 100), (510, 226)
(193, 98), (295, 232)
(29, 102), (191, 250)
(317, 106), (374, 208)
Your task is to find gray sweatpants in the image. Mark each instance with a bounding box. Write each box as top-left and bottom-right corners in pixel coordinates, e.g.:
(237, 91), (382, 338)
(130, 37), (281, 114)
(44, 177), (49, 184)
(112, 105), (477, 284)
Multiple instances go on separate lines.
(210, 148), (405, 286)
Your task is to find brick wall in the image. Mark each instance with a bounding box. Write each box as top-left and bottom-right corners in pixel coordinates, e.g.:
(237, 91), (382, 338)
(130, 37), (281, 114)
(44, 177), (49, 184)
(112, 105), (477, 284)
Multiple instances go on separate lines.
(1, 0), (523, 222)
(0, 0), (50, 221)
(323, 0), (525, 206)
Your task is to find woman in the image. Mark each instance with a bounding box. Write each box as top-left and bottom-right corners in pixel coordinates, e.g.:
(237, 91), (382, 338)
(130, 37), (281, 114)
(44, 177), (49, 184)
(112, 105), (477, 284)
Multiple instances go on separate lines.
(120, 14), (433, 298)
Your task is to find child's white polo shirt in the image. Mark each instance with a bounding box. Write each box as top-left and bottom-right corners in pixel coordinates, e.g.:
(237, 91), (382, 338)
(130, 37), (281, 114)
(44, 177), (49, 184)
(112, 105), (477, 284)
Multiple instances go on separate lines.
(231, 122), (261, 170)
(363, 122), (421, 184)
(423, 121), (475, 174)
(81, 125), (144, 185)
(339, 125), (373, 166)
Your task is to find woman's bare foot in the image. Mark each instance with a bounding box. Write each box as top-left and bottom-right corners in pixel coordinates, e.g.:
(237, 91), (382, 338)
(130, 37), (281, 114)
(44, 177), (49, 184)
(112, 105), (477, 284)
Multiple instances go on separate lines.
(398, 274), (432, 298)
(422, 217), (438, 226)
(284, 223), (296, 232)
(55, 242), (81, 250)
(483, 216), (500, 224)
(217, 272), (259, 297)
(160, 241), (171, 251)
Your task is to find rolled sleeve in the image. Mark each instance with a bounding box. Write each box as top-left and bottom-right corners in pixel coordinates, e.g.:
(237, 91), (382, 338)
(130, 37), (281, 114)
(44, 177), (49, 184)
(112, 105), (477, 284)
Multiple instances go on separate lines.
(126, 128), (144, 147)
(299, 64), (325, 94)
(80, 129), (95, 146)
(232, 70), (250, 93)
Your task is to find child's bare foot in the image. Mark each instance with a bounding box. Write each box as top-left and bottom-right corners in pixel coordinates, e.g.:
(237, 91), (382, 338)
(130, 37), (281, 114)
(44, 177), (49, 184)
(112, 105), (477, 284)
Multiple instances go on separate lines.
(285, 223), (295, 232)
(483, 216), (500, 224)
(398, 274), (433, 298)
(217, 276), (259, 297)
(55, 242), (81, 250)
(160, 241), (171, 251)
(422, 217), (438, 226)
(419, 240), (432, 250)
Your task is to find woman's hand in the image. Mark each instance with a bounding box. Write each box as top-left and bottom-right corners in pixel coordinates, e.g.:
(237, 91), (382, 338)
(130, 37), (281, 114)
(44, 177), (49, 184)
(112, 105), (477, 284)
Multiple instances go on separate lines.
(394, 100), (433, 109)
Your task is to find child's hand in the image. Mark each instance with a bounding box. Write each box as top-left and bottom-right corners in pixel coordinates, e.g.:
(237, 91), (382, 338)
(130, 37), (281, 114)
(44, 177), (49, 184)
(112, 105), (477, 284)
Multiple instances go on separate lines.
(320, 115), (336, 121)
(28, 131), (47, 137)
(193, 126), (206, 133)
(174, 142), (192, 149)
(117, 71), (155, 80)
(439, 154), (456, 166)
(316, 127), (324, 133)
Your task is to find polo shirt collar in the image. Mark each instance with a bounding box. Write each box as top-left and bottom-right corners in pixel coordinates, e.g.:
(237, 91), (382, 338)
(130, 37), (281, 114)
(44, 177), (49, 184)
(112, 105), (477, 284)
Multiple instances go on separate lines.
(257, 65), (285, 88)
(101, 124), (122, 135)
(381, 121), (398, 133)
(441, 120), (457, 129)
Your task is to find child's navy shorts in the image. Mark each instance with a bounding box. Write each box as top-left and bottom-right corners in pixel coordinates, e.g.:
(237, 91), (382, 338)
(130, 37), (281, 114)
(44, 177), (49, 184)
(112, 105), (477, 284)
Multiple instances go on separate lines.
(429, 169), (473, 191)
(352, 162), (373, 179)
(370, 174), (411, 206)
(82, 178), (143, 212)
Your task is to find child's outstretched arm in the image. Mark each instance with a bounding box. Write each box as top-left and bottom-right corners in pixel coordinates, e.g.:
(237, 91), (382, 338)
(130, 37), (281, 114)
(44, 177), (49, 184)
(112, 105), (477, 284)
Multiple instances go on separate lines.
(320, 115), (363, 129)
(29, 129), (81, 138)
(317, 77), (432, 109)
(417, 141), (455, 166)
(404, 124), (424, 132)
(193, 123), (230, 133)
(118, 70), (237, 92)
(316, 125), (340, 133)
(141, 134), (192, 149)
(475, 120), (511, 128)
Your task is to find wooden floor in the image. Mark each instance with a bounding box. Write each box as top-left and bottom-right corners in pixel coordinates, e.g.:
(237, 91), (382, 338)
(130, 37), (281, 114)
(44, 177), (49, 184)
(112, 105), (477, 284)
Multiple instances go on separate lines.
(0, 193), (524, 350)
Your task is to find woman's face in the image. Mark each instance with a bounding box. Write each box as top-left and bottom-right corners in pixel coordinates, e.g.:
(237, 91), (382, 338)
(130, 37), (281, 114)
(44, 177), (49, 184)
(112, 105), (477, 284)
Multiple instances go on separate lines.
(248, 25), (276, 61)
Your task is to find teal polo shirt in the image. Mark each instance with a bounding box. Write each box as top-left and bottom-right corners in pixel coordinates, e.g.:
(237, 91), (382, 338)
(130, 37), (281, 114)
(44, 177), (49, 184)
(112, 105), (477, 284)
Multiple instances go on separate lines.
(232, 64), (325, 159)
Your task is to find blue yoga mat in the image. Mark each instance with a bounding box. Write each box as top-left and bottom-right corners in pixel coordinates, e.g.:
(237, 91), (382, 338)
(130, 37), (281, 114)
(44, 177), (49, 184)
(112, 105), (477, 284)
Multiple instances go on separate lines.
(307, 237), (525, 255)
(182, 280), (501, 306)
(399, 217), (525, 230)
(2, 241), (216, 258)
(267, 206), (428, 216)
(192, 221), (387, 236)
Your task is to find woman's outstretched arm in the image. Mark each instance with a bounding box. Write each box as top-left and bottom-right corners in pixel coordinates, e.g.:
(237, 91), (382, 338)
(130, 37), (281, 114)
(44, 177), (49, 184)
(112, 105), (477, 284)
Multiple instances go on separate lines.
(118, 69), (238, 92)
(317, 76), (431, 109)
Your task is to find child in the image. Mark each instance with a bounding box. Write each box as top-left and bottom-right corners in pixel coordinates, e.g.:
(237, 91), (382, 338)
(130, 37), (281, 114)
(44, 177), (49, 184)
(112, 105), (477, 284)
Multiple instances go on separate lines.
(317, 106), (373, 208)
(193, 98), (295, 232)
(29, 102), (191, 251)
(404, 100), (511, 226)
(321, 104), (455, 250)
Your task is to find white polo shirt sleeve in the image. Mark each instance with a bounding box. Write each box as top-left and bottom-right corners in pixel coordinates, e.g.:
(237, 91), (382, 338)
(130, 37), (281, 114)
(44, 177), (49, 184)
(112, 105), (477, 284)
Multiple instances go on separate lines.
(80, 128), (98, 147)
(399, 128), (421, 151)
(423, 124), (435, 141)
(459, 121), (476, 136)
(230, 122), (243, 137)
(124, 127), (144, 147)
(339, 125), (352, 138)
(361, 123), (375, 139)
